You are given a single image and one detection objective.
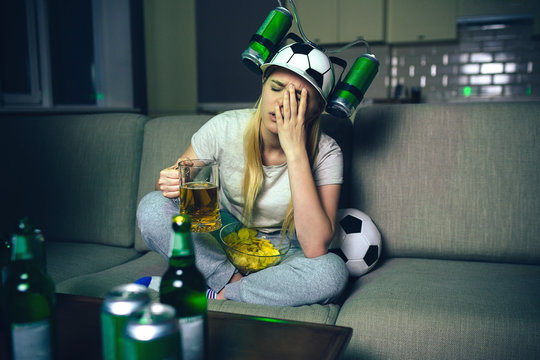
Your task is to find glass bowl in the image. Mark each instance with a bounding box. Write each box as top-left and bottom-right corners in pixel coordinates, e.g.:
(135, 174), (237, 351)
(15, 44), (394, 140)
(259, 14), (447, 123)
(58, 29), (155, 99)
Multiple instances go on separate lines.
(219, 222), (291, 275)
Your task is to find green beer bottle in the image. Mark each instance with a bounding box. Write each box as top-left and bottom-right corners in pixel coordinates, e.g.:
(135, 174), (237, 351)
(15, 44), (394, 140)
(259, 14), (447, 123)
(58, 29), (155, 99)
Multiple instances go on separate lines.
(1, 235), (12, 288)
(0, 235), (12, 359)
(32, 228), (47, 273)
(3, 228), (56, 359)
(160, 214), (208, 360)
(16, 217), (47, 272)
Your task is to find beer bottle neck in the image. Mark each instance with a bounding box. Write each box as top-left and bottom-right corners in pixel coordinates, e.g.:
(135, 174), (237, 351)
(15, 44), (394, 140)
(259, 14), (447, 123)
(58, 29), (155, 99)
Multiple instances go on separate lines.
(11, 234), (34, 261)
(17, 217), (34, 235)
(169, 214), (195, 261)
(170, 231), (195, 259)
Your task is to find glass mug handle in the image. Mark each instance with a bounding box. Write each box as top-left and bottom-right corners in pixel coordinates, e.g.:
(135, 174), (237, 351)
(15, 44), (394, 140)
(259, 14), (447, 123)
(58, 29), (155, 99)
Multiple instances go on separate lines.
(178, 159), (221, 232)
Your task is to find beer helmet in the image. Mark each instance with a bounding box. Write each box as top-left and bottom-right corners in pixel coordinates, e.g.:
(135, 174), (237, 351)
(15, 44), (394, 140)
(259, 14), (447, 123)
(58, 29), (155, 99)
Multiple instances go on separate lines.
(241, 0), (379, 118)
(260, 42), (335, 104)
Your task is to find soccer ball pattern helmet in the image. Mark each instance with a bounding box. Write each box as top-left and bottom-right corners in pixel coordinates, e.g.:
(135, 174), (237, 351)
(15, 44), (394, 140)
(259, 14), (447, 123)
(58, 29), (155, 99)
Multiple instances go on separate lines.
(330, 208), (382, 277)
(261, 43), (335, 103)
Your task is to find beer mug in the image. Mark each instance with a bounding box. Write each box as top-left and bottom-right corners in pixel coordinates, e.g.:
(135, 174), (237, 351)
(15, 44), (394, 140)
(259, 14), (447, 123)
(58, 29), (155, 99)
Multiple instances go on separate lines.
(178, 159), (221, 232)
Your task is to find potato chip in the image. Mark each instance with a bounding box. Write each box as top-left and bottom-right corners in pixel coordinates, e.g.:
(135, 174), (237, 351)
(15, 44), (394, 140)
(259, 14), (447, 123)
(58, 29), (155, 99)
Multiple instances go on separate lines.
(223, 227), (281, 273)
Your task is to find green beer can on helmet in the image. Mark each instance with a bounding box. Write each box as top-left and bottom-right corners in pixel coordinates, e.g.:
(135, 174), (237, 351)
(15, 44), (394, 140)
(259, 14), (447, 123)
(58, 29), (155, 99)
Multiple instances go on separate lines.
(326, 53), (379, 118)
(241, 6), (293, 73)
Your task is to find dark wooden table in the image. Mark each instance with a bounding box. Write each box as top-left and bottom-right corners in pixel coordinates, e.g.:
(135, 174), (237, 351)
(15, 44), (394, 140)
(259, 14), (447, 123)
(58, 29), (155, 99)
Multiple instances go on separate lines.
(9, 293), (353, 359)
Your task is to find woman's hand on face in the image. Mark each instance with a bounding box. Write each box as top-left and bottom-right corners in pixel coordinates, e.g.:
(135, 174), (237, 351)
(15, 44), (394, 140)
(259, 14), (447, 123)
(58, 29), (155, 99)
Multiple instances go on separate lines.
(275, 84), (308, 157)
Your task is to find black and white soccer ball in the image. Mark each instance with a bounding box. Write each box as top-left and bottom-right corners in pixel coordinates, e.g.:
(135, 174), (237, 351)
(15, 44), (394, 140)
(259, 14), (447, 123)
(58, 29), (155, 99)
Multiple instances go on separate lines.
(261, 42), (335, 101)
(330, 208), (381, 277)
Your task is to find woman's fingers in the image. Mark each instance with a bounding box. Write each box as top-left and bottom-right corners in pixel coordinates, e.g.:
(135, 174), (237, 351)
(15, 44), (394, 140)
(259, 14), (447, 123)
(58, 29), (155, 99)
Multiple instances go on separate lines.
(158, 168), (180, 197)
(275, 103), (283, 122)
(277, 84), (307, 129)
(159, 168), (179, 181)
(284, 85), (307, 124)
(283, 85), (291, 121)
(288, 84), (298, 119)
(177, 158), (193, 167)
(297, 88), (307, 125)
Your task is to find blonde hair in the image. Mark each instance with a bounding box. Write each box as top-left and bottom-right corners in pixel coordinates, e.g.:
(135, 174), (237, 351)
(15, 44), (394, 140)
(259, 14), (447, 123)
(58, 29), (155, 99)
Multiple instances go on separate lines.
(242, 76), (322, 237)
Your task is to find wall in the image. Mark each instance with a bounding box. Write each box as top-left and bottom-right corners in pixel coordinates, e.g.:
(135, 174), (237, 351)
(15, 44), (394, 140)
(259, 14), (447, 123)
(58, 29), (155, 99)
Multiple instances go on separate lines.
(195, 0), (277, 111)
(326, 17), (540, 104)
(192, 1), (540, 110)
(389, 18), (540, 103)
(144, 0), (197, 116)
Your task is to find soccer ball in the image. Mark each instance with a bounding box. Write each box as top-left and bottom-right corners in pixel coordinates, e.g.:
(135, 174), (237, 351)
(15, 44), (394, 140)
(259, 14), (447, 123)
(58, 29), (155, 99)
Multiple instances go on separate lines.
(261, 42), (335, 101)
(330, 208), (381, 277)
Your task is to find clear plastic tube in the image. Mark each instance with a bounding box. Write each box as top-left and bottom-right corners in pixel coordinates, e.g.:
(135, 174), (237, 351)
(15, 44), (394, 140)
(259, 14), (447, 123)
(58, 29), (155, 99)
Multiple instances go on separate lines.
(278, 0), (372, 54)
(327, 38), (372, 55)
(279, 0), (317, 48)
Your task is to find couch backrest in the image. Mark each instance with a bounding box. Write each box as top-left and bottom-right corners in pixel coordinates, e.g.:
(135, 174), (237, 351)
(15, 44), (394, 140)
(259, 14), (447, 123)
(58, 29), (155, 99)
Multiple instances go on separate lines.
(319, 114), (355, 209)
(134, 111), (354, 252)
(350, 102), (540, 264)
(135, 115), (214, 251)
(0, 113), (147, 247)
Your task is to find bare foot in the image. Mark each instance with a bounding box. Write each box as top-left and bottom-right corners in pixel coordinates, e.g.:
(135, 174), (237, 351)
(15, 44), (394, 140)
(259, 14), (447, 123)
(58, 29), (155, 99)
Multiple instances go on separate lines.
(230, 272), (243, 283)
(216, 272), (244, 299)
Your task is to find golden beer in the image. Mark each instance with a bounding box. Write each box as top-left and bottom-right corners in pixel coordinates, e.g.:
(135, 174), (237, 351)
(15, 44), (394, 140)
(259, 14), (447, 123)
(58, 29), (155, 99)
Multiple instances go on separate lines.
(180, 181), (221, 232)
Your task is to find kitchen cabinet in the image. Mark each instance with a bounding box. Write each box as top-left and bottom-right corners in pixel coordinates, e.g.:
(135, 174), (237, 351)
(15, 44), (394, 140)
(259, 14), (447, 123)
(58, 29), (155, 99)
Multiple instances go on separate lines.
(386, 0), (457, 43)
(457, 0), (536, 18)
(457, 0), (539, 36)
(339, 0), (385, 43)
(291, 0), (384, 44)
(290, 0), (538, 44)
(291, 0), (338, 44)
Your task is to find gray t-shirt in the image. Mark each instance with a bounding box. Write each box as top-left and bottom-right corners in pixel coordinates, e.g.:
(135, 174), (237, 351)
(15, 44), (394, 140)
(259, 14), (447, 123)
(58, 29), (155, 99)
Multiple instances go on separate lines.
(191, 109), (343, 232)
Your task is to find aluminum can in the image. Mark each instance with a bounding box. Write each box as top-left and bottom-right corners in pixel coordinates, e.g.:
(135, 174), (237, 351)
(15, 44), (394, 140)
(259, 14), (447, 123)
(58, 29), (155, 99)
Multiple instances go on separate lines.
(327, 53), (379, 118)
(241, 7), (293, 73)
(101, 284), (151, 360)
(123, 303), (180, 360)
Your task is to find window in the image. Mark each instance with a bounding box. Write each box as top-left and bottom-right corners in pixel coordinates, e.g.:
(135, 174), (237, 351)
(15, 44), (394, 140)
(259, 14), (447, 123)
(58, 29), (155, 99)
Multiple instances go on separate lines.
(1, 0), (45, 105)
(0, 0), (144, 112)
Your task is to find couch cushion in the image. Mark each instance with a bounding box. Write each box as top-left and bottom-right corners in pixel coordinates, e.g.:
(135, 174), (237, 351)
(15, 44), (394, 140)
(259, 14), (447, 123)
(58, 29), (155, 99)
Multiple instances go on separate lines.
(46, 242), (141, 284)
(351, 102), (540, 263)
(208, 299), (340, 326)
(56, 250), (168, 297)
(0, 113), (147, 247)
(319, 113), (354, 209)
(336, 257), (540, 360)
(57, 249), (340, 325)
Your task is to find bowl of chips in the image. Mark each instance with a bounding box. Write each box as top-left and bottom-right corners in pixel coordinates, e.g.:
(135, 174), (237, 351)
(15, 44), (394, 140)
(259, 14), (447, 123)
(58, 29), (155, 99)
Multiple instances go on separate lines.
(219, 222), (291, 275)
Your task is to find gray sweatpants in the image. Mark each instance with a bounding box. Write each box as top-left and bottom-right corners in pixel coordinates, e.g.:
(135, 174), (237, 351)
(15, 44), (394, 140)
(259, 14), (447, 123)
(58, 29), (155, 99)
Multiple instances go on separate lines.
(136, 191), (348, 306)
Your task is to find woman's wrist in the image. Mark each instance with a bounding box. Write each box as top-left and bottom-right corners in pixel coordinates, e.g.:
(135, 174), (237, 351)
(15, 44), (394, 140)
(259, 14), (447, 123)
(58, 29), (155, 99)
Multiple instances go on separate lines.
(284, 145), (309, 165)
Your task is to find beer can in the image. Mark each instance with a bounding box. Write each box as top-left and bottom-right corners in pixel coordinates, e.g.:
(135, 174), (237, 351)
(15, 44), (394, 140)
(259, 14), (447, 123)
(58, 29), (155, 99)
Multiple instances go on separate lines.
(123, 303), (180, 360)
(101, 284), (151, 360)
(241, 7), (293, 73)
(326, 53), (379, 118)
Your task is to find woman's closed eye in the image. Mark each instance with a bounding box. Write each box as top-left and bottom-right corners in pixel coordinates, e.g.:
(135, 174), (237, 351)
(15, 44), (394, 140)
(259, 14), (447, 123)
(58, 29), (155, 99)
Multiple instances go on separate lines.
(272, 86), (301, 101)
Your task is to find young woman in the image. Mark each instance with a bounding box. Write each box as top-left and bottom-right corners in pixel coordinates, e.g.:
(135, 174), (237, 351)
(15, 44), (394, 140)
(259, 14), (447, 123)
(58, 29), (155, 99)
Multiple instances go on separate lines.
(137, 43), (348, 306)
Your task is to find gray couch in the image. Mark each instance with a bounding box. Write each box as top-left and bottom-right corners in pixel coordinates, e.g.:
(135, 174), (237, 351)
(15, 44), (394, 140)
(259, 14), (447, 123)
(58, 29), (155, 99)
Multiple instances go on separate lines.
(1, 102), (539, 359)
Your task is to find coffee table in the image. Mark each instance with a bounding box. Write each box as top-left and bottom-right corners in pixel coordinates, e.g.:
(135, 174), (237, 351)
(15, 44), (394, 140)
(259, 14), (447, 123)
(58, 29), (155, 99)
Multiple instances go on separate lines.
(42, 293), (353, 359)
